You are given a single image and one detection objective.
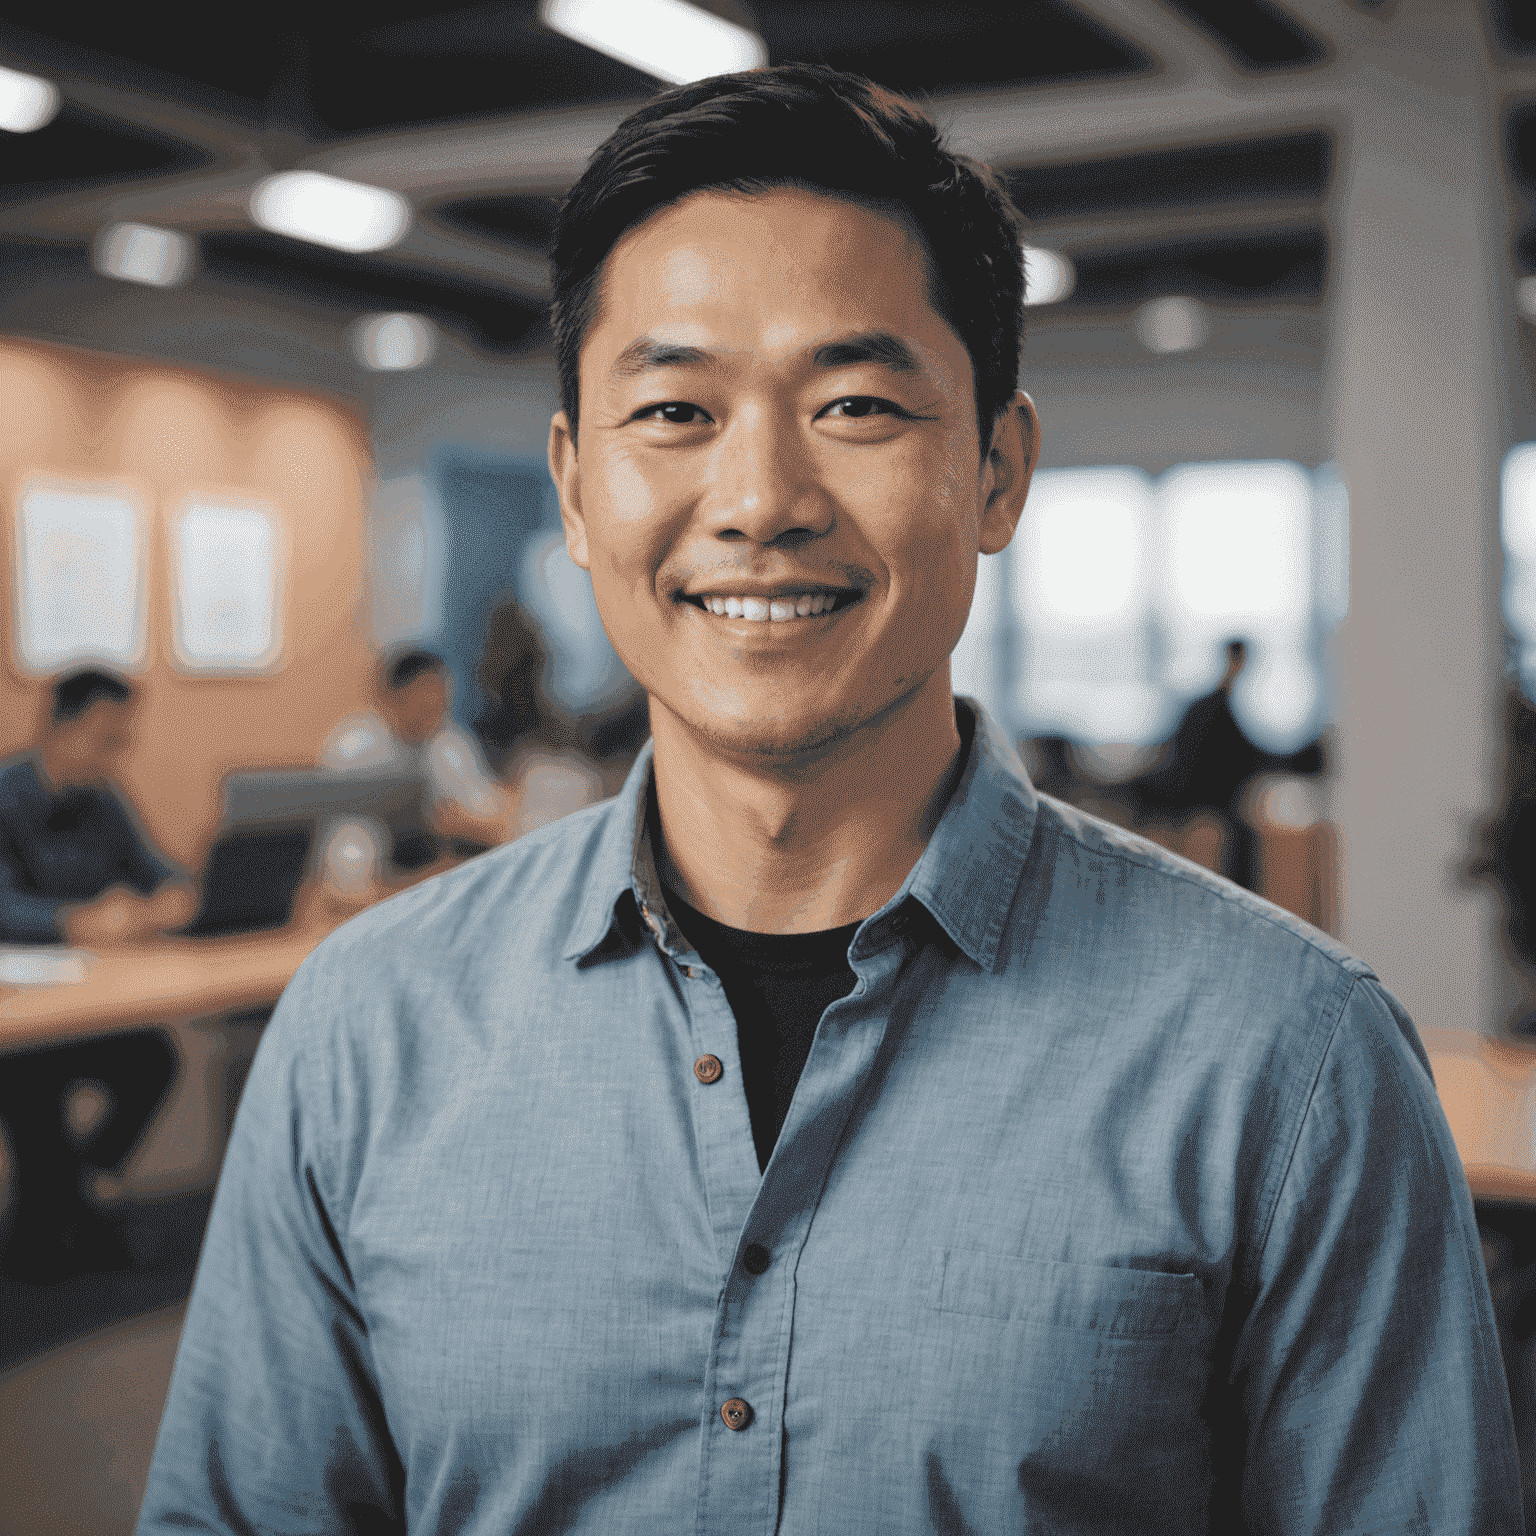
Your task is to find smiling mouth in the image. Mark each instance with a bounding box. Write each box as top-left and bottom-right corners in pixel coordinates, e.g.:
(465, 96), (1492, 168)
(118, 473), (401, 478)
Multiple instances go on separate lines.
(682, 590), (862, 623)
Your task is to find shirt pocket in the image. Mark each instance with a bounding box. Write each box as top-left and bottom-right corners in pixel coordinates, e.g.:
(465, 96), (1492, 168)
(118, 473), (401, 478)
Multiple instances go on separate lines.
(928, 1247), (1199, 1339)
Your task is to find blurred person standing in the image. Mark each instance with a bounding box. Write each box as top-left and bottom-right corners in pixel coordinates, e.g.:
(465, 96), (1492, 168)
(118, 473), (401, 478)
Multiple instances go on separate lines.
(1139, 638), (1324, 889)
(321, 648), (516, 868)
(472, 595), (608, 837)
(0, 668), (194, 1279)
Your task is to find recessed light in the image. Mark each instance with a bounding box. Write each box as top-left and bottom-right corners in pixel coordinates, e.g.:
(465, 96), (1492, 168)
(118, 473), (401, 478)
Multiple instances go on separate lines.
(0, 64), (59, 133)
(1134, 295), (1210, 354)
(1024, 246), (1075, 306)
(93, 223), (193, 287)
(352, 313), (438, 371)
(251, 171), (411, 255)
(540, 0), (767, 85)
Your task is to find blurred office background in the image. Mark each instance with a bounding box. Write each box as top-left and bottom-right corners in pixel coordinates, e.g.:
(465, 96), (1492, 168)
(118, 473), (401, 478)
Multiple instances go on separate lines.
(5, 0), (1536, 1528)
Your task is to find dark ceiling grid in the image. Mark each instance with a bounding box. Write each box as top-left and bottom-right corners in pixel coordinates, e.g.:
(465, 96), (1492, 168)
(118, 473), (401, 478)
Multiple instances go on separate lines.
(1509, 101), (1536, 273)
(0, 104), (208, 201)
(1005, 132), (1333, 221)
(1156, 0), (1327, 69)
(1068, 229), (1328, 306)
(1492, 0), (1536, 54)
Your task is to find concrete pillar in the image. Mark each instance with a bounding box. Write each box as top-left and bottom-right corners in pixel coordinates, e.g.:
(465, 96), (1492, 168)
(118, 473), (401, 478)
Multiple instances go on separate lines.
(1326, 0), (1520, 1034)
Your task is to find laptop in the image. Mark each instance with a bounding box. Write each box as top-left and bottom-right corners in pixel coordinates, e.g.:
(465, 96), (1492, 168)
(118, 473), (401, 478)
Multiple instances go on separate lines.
(178, 768), (428, 938)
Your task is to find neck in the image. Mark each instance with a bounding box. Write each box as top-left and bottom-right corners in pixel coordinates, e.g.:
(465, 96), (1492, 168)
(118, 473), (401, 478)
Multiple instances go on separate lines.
(35, 742), (78, 794)
(650, 671), (964, 934)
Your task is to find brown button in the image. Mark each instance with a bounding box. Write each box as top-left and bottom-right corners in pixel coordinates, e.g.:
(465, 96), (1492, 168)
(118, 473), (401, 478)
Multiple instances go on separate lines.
(720, 1397), (753, 1431)
(694, 1054), (723, 1084)
(742, 1243), (770, 1275)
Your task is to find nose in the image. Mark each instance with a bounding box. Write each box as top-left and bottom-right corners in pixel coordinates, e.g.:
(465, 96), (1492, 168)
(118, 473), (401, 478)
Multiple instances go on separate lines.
(702, 402), (833, 548)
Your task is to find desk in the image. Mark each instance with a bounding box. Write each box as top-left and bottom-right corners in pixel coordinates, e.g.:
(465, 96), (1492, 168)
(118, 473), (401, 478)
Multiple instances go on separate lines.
(0, 861), (463, 1053)
(0, 920), (337, 1052)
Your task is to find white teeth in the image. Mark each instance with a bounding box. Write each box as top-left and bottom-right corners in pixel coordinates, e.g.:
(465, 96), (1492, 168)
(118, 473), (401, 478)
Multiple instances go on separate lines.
(697, 593), (843, 621)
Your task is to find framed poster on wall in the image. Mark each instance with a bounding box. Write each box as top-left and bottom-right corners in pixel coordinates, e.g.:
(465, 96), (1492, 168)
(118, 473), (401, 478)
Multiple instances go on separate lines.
(172, 500), (284, 672)
(13, 479), (148, 675)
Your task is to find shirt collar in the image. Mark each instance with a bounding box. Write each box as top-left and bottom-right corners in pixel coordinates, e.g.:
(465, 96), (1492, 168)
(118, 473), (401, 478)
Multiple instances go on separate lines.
(563, 697), (1038, 973)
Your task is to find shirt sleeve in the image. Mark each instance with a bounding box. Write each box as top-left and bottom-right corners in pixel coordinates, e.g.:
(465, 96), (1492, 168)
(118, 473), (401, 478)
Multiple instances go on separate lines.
(1226, 975), (1523, 1533)
(135, 955), (405, 1534)
(104, 793), (179, 896)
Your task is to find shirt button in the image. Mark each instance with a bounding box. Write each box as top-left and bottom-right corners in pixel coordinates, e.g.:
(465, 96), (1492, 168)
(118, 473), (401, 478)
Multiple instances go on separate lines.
(694, 1054), (723, 1084)
(720, 1397), (753, 1431)
(742, 1243), (770, 1275)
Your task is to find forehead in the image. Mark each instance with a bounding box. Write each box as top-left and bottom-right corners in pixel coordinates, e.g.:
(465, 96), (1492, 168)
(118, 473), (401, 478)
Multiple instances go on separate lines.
(588, 187), (950, 356)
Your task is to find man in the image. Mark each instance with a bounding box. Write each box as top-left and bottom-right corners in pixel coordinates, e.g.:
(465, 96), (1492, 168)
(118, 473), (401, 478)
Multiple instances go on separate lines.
(0, 669), (194, 1279)
(320, 648), (517, 866)
(140, 66), (1520, 1532)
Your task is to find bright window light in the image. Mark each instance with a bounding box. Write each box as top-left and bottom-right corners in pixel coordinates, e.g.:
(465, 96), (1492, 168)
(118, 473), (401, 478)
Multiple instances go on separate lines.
(540, 0), (768, 84)
(1501, 443), (1536, 650)
(93, 223), (193, 288)
(1023, 247), (1075, 306)
(250, 171), (410, 254)
(1134, 295), (1209, 355)
(0, 64), (60, 133)
(352, 312), (438, 371)
(1016, 467), (1153, 624)
(1162, 461), (1312, 622)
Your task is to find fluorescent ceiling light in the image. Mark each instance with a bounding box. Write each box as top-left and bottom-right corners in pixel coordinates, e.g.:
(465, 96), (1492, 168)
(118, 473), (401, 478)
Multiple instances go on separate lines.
(0, 63), (60, 133)
(94, 223), (193, 287)
(250, 171), (411, 254)
(540, 0), (767, 85)
(1023, 247), (1074, 306)
(1134, 295), (1210, 354)
(352, 313), (438, 371)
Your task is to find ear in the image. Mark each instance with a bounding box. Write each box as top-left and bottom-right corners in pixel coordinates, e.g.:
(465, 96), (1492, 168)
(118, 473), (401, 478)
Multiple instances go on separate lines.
(548, 411), (589, 571)
(978, 391), (1041, 557)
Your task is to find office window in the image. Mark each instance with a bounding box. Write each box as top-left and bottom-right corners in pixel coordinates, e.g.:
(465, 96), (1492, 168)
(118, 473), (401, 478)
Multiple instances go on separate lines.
(13, 480), (147, 675)
(953, 458), (1343, 749)
(172, 501), (283, 671)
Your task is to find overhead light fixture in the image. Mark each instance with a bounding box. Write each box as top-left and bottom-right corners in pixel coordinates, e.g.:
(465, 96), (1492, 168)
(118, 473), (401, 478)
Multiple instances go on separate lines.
(1023, 246), (1075, 307)
(0, 63), (60, 133)
(1518, 274), (1536, 324)
(540, 0), (768, 85)
(93, 223), (193, 288)
(250, 171), (411, 255)
(352, 313), (438, 371)
(1134, 295), (1210, 355)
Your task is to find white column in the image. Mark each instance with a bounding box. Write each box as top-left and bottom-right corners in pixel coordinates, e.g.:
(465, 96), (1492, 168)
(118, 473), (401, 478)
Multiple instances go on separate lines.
(1326, 0), (1520, 1034)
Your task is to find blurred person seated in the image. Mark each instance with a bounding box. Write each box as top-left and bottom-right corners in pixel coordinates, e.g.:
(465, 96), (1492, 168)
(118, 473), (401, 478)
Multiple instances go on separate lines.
(0, 668), (192, 1280)
(0, 668), (196, 946)
(1134, 638), (1325, 890)
(471, 597), (608, 837)
(321, 649), (516, 872)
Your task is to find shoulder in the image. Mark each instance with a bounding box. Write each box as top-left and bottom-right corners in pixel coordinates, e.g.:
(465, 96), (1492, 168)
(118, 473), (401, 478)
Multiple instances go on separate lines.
(286, 795), (618, 1021)
(1009, 795), (1376, 1086)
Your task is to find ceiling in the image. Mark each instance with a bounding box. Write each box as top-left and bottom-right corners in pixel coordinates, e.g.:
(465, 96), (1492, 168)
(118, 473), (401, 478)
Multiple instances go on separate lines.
(0, 1), (1530, 362)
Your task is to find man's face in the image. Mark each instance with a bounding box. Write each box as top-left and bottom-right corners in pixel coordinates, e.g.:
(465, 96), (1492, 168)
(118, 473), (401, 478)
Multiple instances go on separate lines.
(56, 698), (134, 785)
(392, 671), (449, 744)
(550, 187), (1034, 762)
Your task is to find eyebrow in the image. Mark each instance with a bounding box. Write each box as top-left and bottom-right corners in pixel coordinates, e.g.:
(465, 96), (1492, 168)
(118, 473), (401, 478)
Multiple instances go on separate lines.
(608, 330), (923, 381)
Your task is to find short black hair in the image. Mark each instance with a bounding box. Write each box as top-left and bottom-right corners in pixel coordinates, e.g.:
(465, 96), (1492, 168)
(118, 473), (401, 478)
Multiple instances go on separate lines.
(51, 668), (133, 723)
(550, 63), (1028, 443)
(385, 649), (446, 690)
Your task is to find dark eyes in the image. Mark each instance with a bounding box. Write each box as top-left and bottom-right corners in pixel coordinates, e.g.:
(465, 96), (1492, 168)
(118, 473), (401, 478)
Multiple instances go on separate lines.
(634, 396), (907, 425)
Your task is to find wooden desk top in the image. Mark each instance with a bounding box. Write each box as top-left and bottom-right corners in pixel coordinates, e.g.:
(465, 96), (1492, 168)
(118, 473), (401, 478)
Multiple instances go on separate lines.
(0, 863), (463, 1052)
(0, 919), (338, 1050)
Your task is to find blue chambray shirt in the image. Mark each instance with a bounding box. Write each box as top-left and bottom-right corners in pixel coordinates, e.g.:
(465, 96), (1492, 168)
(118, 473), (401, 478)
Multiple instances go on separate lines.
(138, 701), (1521, 1534)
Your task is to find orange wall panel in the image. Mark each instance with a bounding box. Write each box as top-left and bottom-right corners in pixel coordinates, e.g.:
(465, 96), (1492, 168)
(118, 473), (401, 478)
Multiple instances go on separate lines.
(0, 339), (378, 870)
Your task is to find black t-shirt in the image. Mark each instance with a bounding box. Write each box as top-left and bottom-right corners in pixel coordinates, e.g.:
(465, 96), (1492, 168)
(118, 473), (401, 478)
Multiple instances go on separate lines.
(663, 885), (860, 1173)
